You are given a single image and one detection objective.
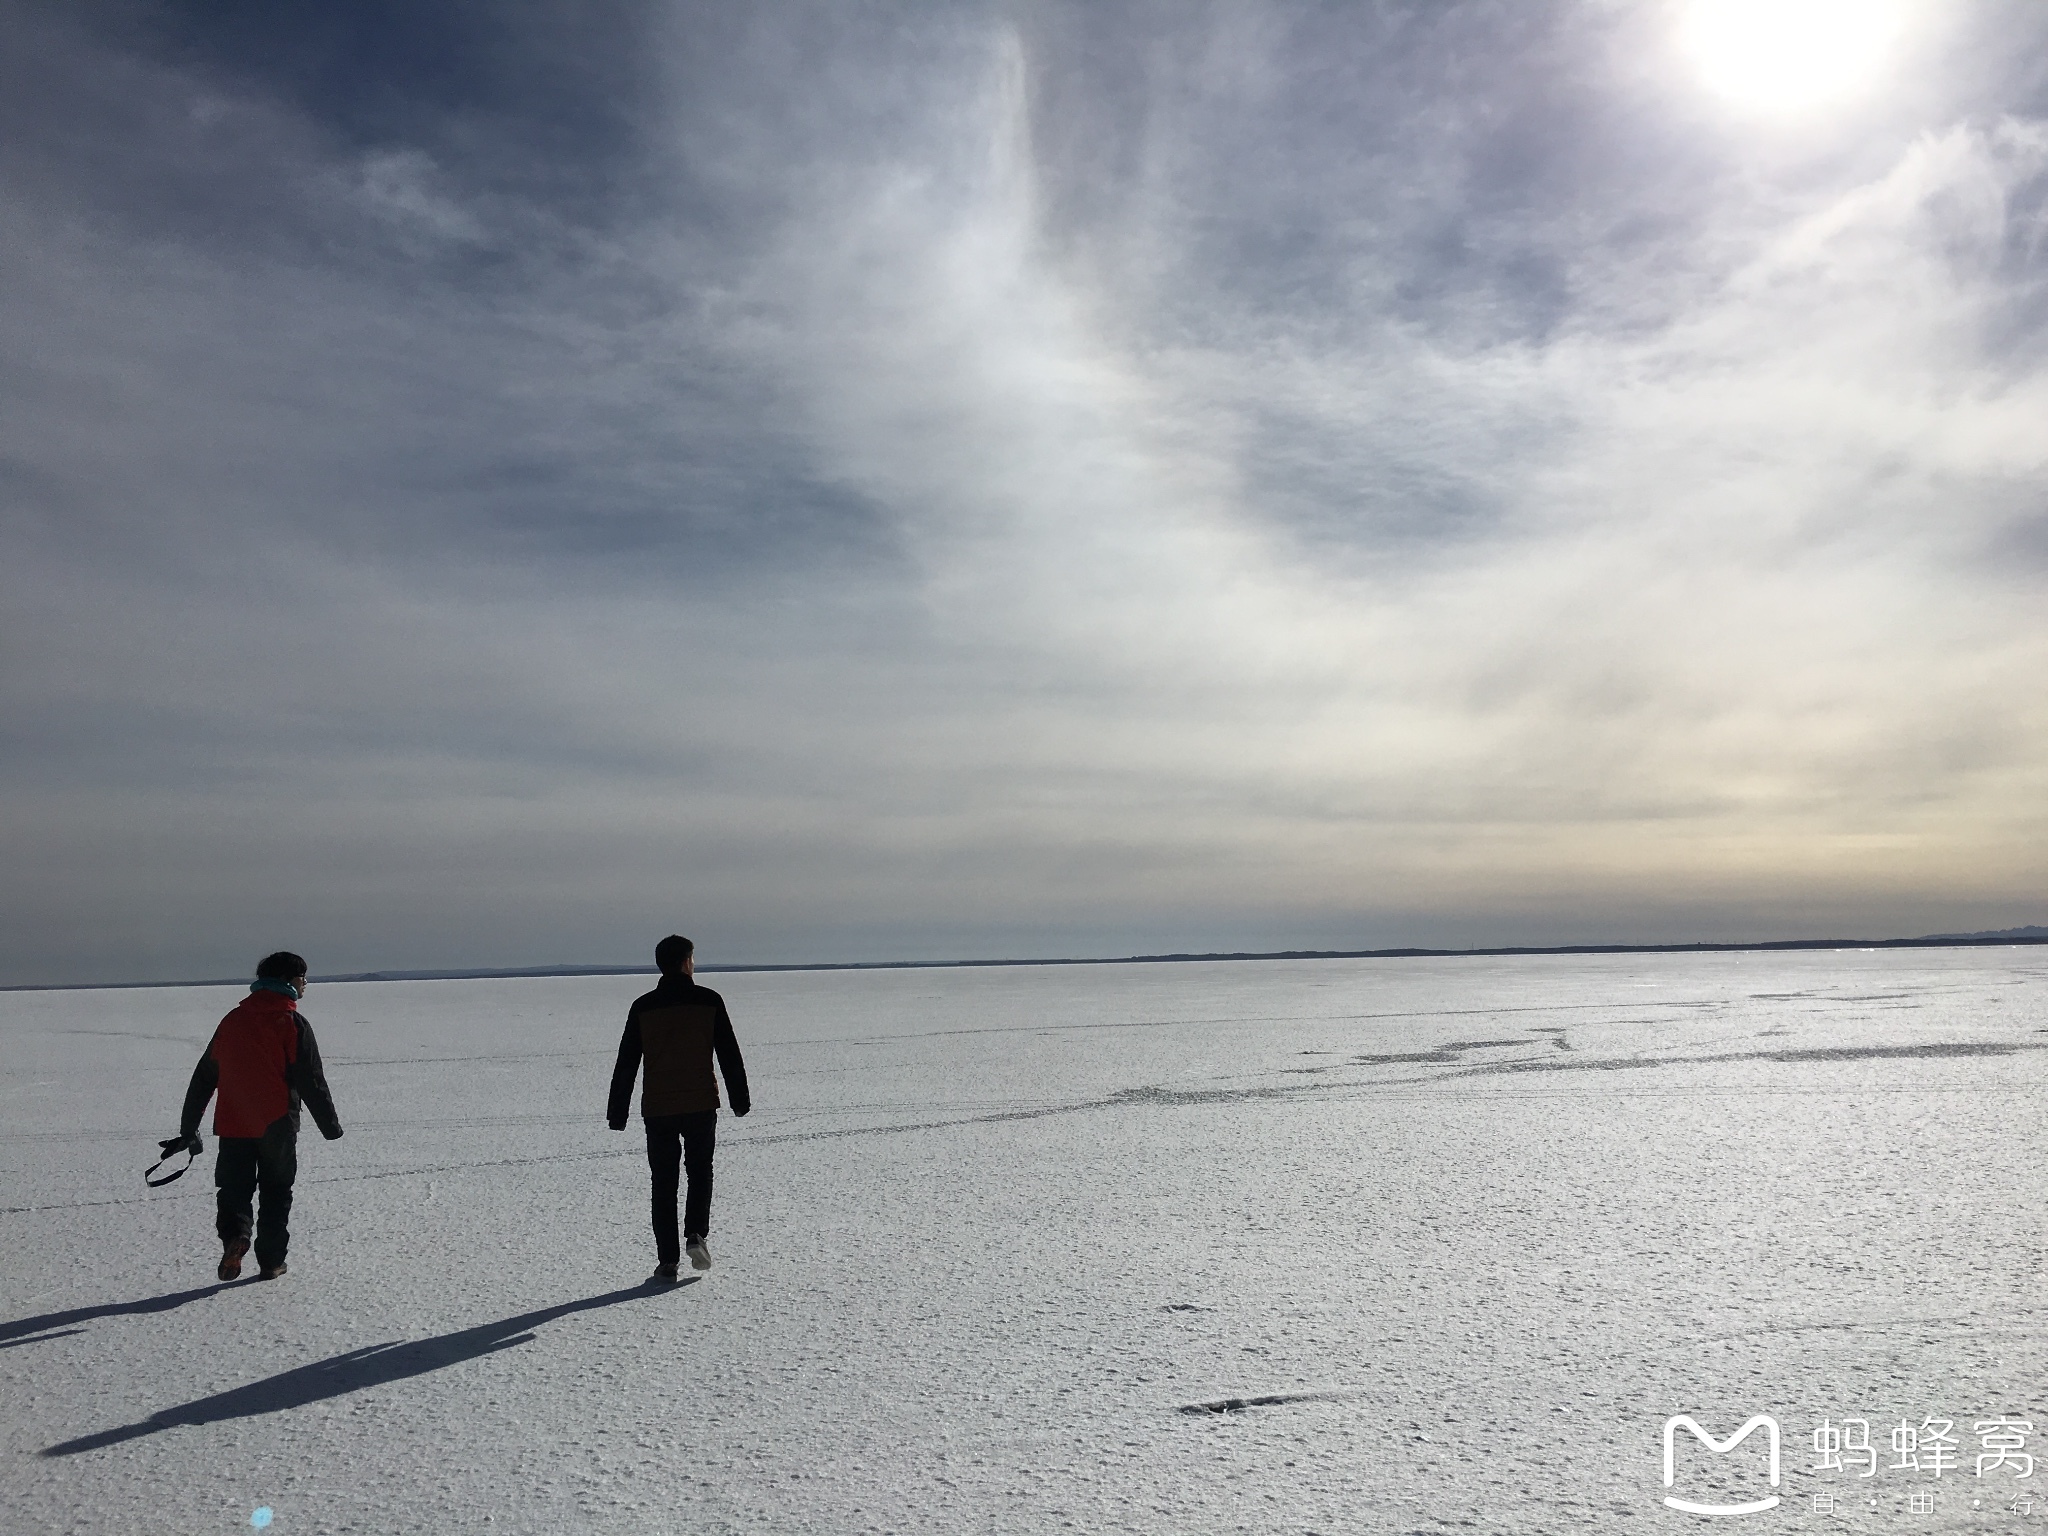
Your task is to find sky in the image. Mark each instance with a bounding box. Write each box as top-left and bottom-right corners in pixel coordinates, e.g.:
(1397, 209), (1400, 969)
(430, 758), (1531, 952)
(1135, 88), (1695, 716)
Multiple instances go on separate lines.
(4, 1), (2047, 987)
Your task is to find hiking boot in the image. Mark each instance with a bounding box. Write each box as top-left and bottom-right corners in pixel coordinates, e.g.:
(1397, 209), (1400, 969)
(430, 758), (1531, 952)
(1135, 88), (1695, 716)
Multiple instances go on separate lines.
(686, 1238), (712, 1271)
(218, 1236), (250, 1282)
(650, 1261), (680, 1284)
(257, 1262), (288, 1281)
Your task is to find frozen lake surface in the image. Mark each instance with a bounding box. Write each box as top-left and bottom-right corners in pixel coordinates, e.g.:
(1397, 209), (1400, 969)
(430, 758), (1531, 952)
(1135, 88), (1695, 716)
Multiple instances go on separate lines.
(2, 949), (2044, 1534)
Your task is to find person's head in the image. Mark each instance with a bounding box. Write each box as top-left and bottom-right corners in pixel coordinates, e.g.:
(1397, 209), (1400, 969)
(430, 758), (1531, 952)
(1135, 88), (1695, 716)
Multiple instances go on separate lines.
(256, 951), (309, 991)
(655, 934), (694, 976)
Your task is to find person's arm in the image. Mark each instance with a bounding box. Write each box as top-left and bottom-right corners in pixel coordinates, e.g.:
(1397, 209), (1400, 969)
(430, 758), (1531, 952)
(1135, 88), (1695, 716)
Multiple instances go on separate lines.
(176, 1045), (219, 1147)
(290, 1016), (344, 1139)
(607, 1010), (644, 1130)
(713, 1002), (750, 1117)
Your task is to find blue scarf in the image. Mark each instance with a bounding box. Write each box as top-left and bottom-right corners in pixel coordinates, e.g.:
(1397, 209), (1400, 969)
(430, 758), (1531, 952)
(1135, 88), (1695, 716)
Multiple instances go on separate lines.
(251, 977), (302, 1000)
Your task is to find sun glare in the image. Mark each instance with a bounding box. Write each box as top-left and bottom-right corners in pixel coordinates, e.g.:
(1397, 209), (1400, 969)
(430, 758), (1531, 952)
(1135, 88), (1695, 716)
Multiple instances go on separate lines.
(1680, 0), (1908, 116)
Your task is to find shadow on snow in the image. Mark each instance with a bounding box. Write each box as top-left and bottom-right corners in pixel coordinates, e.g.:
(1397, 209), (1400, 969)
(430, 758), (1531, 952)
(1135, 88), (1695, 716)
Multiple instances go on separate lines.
(41, 1281), (687, 1457)
(2, 1283), (231, 1349)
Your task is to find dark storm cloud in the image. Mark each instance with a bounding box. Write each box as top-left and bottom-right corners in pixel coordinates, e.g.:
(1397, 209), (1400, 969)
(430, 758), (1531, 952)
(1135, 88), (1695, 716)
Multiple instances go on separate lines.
(4, 1), (2048, 985)
(49, 0), (664, 226)
(0, 1), (914, 582)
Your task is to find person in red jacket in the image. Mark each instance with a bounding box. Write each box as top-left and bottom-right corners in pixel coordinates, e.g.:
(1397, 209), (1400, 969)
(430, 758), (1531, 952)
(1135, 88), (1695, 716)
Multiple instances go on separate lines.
(167, 951), (344, 1281)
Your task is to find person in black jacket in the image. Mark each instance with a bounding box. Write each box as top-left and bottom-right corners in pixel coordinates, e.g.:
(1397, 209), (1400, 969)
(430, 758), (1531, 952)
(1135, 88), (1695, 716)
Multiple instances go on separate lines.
(609, 935), (749, 1281)
(168, 950), (344, 1281)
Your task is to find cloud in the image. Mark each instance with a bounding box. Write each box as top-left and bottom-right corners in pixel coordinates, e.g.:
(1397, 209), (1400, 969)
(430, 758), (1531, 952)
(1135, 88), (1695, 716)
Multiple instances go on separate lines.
(2, 1), (2047, 983)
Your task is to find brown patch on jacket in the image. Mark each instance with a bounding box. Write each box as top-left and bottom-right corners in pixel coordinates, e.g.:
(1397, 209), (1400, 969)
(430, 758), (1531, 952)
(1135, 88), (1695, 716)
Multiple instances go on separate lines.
(608, 977), (751, 1127)
(639, 995), (726, 1114)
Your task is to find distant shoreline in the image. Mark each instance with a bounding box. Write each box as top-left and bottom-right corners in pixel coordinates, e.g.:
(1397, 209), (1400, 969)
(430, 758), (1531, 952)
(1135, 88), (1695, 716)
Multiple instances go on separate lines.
(6, 929), (2045, 993)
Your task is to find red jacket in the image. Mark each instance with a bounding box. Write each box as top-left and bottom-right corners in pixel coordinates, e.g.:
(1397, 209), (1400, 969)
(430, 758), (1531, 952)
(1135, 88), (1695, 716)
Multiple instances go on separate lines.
(181, 988), (343, 1140)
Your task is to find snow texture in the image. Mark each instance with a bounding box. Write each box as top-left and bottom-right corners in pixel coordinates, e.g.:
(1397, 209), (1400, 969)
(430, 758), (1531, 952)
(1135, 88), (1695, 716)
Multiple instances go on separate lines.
(2, 950), (2044, 1534)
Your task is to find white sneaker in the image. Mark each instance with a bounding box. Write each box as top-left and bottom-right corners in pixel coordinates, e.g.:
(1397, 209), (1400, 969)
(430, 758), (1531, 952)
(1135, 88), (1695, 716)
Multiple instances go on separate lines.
(686, 1239), (712, 1271)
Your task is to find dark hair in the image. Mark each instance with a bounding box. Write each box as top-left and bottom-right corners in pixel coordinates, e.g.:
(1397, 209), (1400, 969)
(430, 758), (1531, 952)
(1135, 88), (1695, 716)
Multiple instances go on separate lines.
(255, 951), (308, 981)
(654, 935), (694, 974)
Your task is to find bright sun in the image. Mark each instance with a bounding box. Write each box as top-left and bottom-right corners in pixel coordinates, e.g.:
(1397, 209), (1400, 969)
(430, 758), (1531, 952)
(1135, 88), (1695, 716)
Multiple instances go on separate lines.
(1680, 0), (1909, 116)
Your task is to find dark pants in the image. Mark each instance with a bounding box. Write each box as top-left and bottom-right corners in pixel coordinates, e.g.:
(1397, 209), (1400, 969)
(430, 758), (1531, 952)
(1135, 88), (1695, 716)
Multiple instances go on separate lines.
(645, 1111), (717, 1263)
(216, 1121), (298, 1269)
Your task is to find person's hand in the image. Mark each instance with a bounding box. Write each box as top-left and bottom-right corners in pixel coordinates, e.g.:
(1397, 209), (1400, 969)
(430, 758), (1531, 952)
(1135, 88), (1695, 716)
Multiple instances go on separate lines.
(161, 1133), (201, 1156)
(322, 1125), (344, 1141)
(607, 1120), (626, 1132)
(733, 1102), (751, 1118)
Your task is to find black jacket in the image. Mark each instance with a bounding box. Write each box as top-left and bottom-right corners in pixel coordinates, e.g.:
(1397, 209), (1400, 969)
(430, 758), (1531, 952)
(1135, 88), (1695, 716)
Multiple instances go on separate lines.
(608, 974), (750, 1126)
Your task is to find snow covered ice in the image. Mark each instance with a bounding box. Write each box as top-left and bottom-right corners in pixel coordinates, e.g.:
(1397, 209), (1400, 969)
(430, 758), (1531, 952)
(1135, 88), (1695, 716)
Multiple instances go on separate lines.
(3, 948), (2045, 1534)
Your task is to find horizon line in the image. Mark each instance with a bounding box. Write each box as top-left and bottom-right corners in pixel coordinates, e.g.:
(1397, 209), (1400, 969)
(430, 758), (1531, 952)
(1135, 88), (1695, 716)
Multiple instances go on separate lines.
(5, 926), (2045, 993)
